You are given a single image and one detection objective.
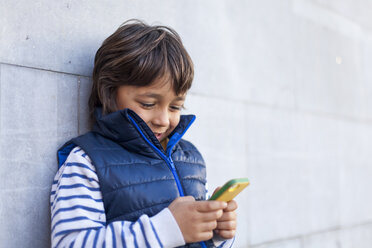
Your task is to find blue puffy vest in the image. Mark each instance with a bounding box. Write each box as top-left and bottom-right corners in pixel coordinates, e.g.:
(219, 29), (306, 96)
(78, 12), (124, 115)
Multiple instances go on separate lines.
(58, 108), (216, 247)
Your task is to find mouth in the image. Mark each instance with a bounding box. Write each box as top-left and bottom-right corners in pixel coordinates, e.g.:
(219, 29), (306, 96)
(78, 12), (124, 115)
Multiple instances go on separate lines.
(153, 132), (164, 140)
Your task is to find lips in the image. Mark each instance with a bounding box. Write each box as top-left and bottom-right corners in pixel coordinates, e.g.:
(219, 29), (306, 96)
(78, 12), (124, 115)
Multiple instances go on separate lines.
(153, 132), (164, 140)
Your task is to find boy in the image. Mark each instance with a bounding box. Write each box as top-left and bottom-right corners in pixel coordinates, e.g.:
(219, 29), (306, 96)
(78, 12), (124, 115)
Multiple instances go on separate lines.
(51, 20), (237, 247)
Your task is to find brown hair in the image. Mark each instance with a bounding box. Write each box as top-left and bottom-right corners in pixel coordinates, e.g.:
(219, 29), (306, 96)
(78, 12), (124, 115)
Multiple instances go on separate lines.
(89, 19), (194, 123)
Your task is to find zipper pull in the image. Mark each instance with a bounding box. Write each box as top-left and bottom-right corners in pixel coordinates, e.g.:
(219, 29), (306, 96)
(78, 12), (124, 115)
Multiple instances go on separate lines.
(168, 157), (175, 170)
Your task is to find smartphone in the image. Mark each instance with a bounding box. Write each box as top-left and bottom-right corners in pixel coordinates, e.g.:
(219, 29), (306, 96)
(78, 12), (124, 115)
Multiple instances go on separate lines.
(209, 178), (249, 202)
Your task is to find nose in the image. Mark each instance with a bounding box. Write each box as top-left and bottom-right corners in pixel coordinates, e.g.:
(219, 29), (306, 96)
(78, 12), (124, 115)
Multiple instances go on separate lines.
(152, 108), (170, 128)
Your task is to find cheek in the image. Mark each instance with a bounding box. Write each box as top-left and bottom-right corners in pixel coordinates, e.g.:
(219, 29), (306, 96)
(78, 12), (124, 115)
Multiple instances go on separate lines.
(132, 108), (151, 123)
(169, 114), (181, 129)
(116, 88), (129, 110)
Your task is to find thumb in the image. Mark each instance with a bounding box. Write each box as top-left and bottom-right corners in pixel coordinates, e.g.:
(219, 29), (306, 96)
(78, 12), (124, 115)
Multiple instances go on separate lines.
(212, 187), (222, 196)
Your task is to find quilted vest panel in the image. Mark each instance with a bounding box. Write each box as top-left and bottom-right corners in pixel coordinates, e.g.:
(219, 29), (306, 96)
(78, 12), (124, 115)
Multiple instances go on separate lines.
(70, 132), (207, 223)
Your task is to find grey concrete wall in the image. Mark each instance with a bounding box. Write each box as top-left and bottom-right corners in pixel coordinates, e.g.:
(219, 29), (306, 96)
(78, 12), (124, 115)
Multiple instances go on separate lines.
(1, 1), (372, 247)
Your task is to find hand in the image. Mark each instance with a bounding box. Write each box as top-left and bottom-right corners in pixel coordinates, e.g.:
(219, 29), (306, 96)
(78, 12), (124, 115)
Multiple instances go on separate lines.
(212, 187), (238, 239)
(168, 196), (227, 243)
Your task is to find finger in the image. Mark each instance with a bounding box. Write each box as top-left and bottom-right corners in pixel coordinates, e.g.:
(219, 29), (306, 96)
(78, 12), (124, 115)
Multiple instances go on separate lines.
(189, 230), (214, 243)
(216, 229), (236, 239)
(218, 211), (236, 221)
(216, 220), (236, 230)
(200, 220), (218, 232)
(198, 231), (214, 242)
(199, 209), (224, 221)
(225, 200), (238, 211)
(175, 196), (195, 203)
(196, 201), (227, 212)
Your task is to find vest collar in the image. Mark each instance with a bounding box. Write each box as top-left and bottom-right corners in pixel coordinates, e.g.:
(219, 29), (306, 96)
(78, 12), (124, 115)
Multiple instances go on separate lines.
(92, 108), (196, 157)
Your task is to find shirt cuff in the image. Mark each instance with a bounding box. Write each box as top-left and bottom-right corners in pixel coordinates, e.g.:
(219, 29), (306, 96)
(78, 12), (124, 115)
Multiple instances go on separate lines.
(150, 208), (186, 247)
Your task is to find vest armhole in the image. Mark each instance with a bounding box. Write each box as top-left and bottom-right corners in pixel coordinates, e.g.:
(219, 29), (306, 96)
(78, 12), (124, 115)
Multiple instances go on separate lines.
(57, 143), (77, 168)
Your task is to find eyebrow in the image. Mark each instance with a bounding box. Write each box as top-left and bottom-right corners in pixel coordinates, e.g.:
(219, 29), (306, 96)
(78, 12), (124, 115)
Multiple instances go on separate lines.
(139, 93), (185, 101)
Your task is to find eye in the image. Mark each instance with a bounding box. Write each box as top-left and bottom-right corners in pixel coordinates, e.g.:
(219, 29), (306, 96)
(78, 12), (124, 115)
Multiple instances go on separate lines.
(140, 103), (155, 109)
(170, 105), (184, 111)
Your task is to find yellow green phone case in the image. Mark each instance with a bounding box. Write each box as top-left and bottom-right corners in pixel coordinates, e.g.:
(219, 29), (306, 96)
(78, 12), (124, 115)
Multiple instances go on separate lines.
(209, 178), (249, 202)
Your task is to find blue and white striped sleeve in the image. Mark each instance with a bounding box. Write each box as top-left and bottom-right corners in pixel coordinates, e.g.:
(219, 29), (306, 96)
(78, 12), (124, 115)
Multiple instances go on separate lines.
(50, 146), (185, 248)
(205, 184), (236, 248)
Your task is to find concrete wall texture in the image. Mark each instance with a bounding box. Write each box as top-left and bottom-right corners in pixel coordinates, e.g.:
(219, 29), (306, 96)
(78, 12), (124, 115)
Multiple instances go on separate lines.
(1, 0), (372, 247)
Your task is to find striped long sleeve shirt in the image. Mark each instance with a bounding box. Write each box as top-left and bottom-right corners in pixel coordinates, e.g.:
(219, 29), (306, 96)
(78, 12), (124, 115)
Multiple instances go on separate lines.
(50, 146), (234, 248)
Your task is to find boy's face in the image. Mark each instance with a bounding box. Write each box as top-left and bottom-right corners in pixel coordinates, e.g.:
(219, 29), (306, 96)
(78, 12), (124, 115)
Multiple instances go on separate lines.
(116, 76), (186, 142)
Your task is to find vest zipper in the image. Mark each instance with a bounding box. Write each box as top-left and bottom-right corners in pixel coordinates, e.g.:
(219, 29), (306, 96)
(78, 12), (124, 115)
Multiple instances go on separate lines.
(128, 116), (185, 196)
(168, 157), (185, 196)
(128, 115), (208, 248)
